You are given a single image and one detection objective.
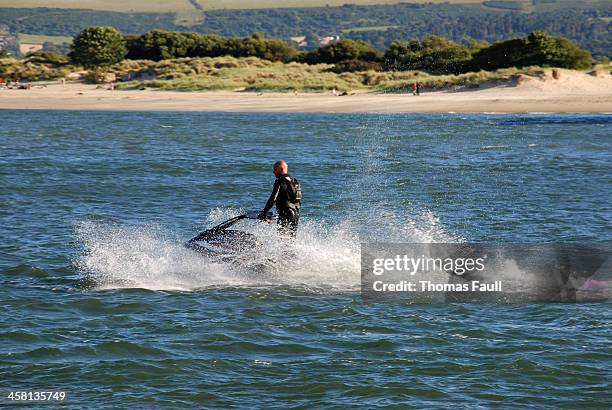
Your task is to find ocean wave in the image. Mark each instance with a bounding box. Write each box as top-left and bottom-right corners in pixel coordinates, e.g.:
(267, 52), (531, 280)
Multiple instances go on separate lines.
(500, 114), (612, 126)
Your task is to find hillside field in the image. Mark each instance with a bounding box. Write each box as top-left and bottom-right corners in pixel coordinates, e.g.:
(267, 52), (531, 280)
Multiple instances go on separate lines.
(0, 0), (194, 12)
(18, 33), (72, 45)
(0, 0), (503, 12)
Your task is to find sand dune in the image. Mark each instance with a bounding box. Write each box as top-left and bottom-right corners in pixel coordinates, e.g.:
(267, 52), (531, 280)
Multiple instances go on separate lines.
(1, 69), (610, 113)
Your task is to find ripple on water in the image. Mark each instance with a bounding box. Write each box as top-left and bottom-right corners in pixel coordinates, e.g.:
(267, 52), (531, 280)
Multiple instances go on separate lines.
(1, 112), (611, 407)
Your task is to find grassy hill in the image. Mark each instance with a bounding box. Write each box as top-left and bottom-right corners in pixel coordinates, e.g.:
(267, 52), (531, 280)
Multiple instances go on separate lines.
(1, 1), (610, 57)
(0, 1), (485, 12)
(0, 1), (194, 12)
(2, 0), (608, 12)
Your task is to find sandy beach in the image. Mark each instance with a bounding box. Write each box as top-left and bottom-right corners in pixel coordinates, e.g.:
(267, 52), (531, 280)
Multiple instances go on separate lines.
(1, 69), (611, 113)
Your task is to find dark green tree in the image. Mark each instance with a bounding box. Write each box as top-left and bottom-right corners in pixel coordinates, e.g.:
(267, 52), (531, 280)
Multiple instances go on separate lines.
(192, 34), (230, 58)
(125, 31), (298, 62)
(303, 39), (381, 64)
(469, 31), (592, 71)
(467, 37), (526, 71)
(418, 36), (472, 73)
(126, 30), (196, 61)
(231, 33), (269, 58)
(124, 34), (144, 59)
(523, 31), (592, 69)
(383, 40), (420, 70)
(326, 59), (383, 73)
(259, 37), (298, 62)
(383, 36), (471, 73)
(69, 26), (126, 68)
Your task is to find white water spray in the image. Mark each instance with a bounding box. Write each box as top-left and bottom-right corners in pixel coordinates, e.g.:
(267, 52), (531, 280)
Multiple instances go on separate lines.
(75, 207), (455, 291)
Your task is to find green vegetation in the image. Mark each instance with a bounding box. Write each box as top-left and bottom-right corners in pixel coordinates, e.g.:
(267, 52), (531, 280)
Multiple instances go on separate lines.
(26, 50), (68, 65)
(18, 34), (73, 45)
(326, 59), (383, 73)
(108, 56), (551, 92)
(469, 31), (593, 70)
(0, 8), (180, 37)
(382, 32), (592, 73)
(113, 29), (593, 72)
(173, 9), (205, 26)
(0, 2), (609, 58)
(1, 26), (602, 91)
(0, 53), (71, 81)
(384, 36), (473, 74)
(114, 57), (362, 92)
(17, 34), (73, 57)
(0, 1), (483, 12)
(303, 40), (381, 64)
(70, 27), (126, 69)
(342, 26), (400, 34)
(4, 1), (609, 13)
(2, 52), (608, 93)
(125, 31), (297, 62)
(0, 0), (195, 12)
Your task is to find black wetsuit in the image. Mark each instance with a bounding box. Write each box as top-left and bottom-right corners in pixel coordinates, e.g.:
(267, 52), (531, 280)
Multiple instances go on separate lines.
(262, 174), (300, 236)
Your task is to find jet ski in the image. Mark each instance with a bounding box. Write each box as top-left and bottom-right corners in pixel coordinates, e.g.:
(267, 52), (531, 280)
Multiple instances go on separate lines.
(185, 211), (273, 259)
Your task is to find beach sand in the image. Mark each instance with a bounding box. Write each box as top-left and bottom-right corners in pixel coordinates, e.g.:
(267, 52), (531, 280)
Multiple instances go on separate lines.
(1, 69), (610, 113)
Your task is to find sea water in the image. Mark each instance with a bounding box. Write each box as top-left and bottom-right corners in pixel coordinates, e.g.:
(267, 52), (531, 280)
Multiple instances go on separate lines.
(1, 111), (610, 407)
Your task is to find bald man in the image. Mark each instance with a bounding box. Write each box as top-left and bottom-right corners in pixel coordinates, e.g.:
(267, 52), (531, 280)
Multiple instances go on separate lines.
(259, 160), (302, 237)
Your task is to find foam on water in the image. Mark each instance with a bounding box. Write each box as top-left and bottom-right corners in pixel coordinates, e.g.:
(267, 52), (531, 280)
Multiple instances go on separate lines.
(75, 207), (455, 291)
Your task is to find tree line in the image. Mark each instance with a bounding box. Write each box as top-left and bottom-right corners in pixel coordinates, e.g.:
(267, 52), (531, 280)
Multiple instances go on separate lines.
(69, 27), (593, 74)
(196, 3), (611, 58)
(1, 3), (610, 58)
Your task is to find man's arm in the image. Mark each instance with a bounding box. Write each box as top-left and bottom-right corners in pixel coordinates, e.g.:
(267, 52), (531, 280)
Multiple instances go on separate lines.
(261, 179), (280, 214)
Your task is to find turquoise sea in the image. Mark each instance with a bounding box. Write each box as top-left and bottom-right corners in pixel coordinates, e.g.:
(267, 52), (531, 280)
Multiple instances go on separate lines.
(1, 110), (610, 408)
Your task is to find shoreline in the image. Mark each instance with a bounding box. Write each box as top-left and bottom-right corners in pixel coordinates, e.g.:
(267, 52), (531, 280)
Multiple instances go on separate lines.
(1, 76), (611, 113)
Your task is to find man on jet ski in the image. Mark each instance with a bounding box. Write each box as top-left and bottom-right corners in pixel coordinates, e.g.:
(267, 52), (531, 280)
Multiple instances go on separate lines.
(258, 160), (302, 237)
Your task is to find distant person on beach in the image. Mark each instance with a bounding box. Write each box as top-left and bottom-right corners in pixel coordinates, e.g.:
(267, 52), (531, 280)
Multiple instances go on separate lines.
(416, 82), (421, 96)
(258, 160), (302, 237)
(411, 82), (417, 96)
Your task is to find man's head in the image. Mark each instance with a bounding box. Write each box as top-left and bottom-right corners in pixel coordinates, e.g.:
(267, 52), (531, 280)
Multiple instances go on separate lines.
(273, 160), (288, 176)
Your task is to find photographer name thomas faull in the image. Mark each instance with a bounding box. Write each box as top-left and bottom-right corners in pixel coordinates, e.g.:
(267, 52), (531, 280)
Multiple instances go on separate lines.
(372, 280), (503, 292)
